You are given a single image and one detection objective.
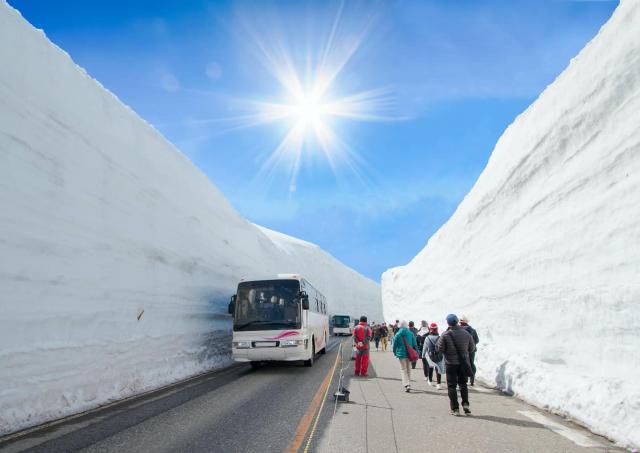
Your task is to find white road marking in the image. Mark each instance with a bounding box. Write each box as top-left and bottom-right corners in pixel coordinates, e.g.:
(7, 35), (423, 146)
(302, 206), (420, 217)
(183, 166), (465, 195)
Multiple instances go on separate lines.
(518, 410), (603, 448)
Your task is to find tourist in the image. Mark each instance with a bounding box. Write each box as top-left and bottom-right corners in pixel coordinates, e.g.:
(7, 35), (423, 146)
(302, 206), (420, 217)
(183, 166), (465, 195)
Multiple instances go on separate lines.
(393, 320), (418, 392)
(379, 322), (389, 351)
(436, 314), (475, 415)
(353, 315), (373, 377)
(459, 315), (480, 386)
(422, 322), (444, 390)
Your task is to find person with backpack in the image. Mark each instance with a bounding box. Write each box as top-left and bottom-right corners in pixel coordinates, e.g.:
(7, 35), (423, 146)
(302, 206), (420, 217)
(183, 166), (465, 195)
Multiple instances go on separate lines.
(422, 323), (444, 390)
(353, 315), (373, 377)
(436, 314), (475, 416)
(408, 321), (419, 369)
(392, 320), (419, 392)
(459, 315), (480, 386)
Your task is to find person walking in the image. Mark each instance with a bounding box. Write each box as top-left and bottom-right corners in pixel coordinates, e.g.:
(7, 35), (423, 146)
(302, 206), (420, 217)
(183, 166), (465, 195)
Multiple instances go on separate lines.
(379, 322), (389, 351)
(390, 320), (400, 347)
(393, 320), (418, 392)
(408, 321), (419, 369)
(353, 315), (373, 377)
(459, 315), (480, 386)
(422, 323), (445, 390)
(373, 323), (381, 351)
(416, 320), (429, 369)
(436, 314), (475, 416)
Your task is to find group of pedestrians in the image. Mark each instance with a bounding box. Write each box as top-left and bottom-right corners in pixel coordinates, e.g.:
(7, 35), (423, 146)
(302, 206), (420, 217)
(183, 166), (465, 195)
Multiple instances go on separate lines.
(370, 322), (390, 351)
(352, 313), (480, 417)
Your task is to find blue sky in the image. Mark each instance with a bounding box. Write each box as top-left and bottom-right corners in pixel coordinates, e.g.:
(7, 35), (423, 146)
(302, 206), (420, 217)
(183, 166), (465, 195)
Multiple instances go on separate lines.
(9, 0), (618, 281)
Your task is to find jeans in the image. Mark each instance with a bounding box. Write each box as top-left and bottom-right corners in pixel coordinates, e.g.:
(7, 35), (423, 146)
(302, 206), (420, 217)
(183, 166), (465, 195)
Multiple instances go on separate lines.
(445, 364), (469, 410)
(398, 358), (411, 387)
(374, 338), (380, 349)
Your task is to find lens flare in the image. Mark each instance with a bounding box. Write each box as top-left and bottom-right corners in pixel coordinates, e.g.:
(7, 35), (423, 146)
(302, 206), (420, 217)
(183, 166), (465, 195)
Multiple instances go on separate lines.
(202, 2), (398, 193)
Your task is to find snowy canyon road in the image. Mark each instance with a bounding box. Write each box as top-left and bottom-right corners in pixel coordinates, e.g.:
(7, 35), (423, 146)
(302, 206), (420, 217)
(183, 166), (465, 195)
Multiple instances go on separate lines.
(0, 338), (624, 453)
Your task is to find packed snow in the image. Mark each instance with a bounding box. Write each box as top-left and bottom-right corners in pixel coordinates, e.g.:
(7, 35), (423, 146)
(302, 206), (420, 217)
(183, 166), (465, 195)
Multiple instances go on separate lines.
(0, 1), (381, 436)
(382, 0), (639, 447)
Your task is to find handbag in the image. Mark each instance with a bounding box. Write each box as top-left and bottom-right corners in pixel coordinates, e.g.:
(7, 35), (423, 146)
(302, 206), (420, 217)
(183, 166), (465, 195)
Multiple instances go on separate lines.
(448, 331), (473, 377)
(401, 335), (419, 362)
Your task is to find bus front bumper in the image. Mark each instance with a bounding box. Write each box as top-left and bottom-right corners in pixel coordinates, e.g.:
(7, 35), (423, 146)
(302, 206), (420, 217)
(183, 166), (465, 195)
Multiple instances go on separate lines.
(232, 345), (309, 362)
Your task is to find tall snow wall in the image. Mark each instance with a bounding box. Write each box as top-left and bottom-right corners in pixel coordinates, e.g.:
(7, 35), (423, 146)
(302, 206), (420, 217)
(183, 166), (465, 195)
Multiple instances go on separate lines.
(382, 1), (639, 448)
(0, 1), (381, 435)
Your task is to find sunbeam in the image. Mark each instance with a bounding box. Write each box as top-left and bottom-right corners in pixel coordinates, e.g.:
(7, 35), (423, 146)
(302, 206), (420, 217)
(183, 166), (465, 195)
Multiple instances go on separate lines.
(217, 1), (397, 193)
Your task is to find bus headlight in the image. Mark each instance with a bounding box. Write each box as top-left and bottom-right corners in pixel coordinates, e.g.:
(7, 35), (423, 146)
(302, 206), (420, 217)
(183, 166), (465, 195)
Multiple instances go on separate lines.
(280, 339), (305, 348)
(233, 341), (251, 349)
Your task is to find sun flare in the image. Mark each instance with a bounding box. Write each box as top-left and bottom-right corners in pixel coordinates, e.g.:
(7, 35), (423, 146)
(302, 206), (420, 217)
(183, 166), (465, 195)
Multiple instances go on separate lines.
(212, 3), (397, 193)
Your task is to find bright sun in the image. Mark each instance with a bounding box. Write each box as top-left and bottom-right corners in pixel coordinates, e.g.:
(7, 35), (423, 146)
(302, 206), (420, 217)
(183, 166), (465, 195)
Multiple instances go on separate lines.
(214, 4), (395, 193)
(293, 95), (326, 126)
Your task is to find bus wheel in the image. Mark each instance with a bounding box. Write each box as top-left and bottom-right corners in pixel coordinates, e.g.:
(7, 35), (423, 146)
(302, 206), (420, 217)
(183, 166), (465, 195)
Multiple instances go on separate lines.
(304, 342), (315, 367)
(320, 334), (327, 354)
(250, 362), (261, 370)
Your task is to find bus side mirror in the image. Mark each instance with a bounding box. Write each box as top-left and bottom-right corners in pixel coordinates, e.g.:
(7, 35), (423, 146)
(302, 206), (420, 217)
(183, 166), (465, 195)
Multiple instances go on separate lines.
(300, 291), (309, 310)
(228, 295), (236, 315)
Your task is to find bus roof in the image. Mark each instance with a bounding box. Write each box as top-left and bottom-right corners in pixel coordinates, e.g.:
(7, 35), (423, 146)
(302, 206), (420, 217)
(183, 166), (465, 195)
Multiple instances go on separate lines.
(239, 274), (305, 282)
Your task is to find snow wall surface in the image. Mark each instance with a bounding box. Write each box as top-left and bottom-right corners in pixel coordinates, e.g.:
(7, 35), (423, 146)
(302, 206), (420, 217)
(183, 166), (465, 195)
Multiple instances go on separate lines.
(382, 1), (639, 448)
(0, 1), (381, 435)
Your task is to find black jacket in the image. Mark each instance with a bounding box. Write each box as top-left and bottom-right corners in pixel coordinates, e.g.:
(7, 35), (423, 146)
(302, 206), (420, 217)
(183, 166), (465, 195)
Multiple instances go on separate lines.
(461, 324), (480, 345)
(436, 326), (475, 365)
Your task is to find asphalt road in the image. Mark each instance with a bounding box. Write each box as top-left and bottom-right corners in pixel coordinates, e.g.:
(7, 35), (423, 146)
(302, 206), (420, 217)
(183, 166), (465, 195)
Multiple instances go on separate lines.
(0, 338), (346, 453)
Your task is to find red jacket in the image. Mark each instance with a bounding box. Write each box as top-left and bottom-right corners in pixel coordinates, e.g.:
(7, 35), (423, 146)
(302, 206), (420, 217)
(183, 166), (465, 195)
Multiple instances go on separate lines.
(353, 322), (372, 352)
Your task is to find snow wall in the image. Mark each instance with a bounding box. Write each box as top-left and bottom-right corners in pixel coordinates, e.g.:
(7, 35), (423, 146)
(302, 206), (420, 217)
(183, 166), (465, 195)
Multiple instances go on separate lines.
(0, 1), (381, 435)
(382, 1), (639, 448)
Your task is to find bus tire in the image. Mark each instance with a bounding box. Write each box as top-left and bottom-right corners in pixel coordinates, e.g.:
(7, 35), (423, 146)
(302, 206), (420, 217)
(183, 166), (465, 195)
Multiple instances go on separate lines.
(304, 341), (315, 367)
(250, 362), (261, 370)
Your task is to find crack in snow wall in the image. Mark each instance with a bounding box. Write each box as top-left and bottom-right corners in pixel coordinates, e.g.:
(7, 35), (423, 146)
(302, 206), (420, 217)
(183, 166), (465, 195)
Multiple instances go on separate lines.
(382, 1), (639, 448)
(0, 2), (381, 435)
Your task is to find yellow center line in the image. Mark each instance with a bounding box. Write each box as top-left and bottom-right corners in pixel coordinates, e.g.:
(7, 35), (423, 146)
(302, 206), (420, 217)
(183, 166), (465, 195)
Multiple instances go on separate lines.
(284, 339), (344, 453)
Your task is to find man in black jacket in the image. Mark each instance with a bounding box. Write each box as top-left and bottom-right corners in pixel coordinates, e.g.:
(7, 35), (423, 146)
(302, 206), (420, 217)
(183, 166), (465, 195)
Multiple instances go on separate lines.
(436, 314), (476, 416)
(460, 314), (480, 386)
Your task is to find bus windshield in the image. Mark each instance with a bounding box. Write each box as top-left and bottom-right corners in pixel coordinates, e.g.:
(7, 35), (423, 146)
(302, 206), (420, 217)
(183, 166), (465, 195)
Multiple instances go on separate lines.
(332, 315), (350, 328)
(233, 279), (302, 331)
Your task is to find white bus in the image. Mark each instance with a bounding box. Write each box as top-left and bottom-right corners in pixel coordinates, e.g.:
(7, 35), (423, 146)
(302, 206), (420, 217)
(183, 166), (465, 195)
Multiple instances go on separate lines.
(228, 275), (329, 368)
(331, 314), (353, 336)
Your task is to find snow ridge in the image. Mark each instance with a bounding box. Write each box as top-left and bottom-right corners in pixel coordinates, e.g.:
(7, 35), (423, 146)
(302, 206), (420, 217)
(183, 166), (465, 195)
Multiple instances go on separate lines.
(382, 1), (640, 447)
(0, 1), (381, 435)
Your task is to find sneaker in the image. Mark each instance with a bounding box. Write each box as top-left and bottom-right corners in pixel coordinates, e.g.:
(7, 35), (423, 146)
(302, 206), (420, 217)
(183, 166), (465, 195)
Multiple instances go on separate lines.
(404, 385), (411, 393)
(462, 403), (471, 415)
(451, 409), (460, 416)
(436, 383), (442, 390)
(423, 377), (428, 381)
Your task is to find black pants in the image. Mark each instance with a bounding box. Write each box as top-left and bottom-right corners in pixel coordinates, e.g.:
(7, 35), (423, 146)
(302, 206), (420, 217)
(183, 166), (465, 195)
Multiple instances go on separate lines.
(424, 359), (442, 384)
(468, 351), (476, 385)
(445, 364), (469, 410)
(374, 338), (380, 349)
(411, 360), (417, 369)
